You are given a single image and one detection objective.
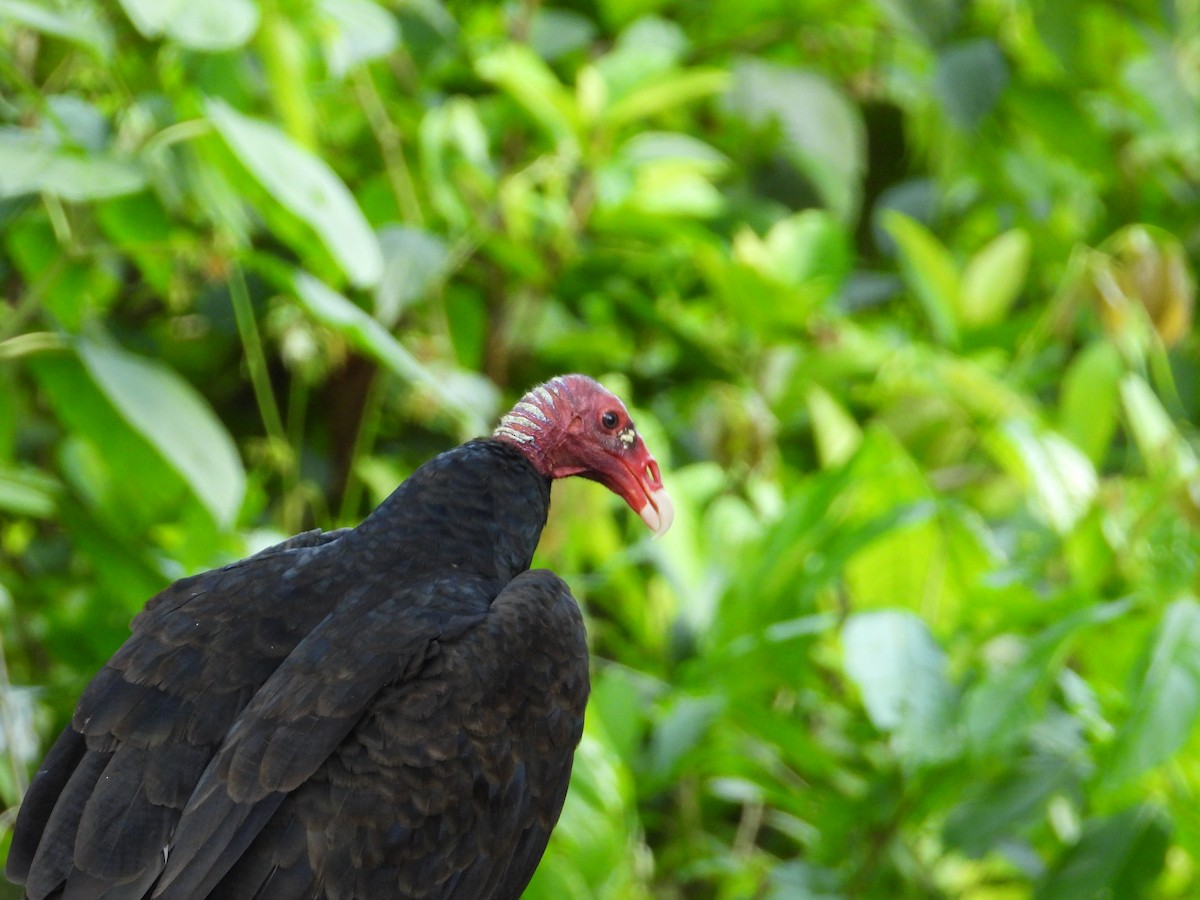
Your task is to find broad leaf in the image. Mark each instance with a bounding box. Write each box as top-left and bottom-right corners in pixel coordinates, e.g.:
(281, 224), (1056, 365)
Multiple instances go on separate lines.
(118, 0), (258, 50)
(945, 754), (1078, 856)
(960, 228), (1030, 327)
(318, 0), (399, 76)
(0, 0), (112, 55)
(881, 210), (960, 346)
(76, 339), (246, 527)
(807, 385), (861, 468)
(208, 99), (383, 288)
(0, 130), (145, 201)
(291, 271), (494, 435)
(934, 38), (1009, 130)
(601, 69), (730, 129)
(1034, 807), (1169, 899)
(842, 610), (956, 764)
(1101, 597), (1200, 790)
(1120, 374), (1198, 478)
(1060, 341), (1124, 464)
(726, 58), (865, 222)
(988, 420), (1097, 534)
(375, 226), (451, 326)
(475, 45), (579, 145)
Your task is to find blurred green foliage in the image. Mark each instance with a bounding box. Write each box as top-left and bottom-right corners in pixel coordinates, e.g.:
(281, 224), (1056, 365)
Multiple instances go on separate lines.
(3, 0), (1200, 897)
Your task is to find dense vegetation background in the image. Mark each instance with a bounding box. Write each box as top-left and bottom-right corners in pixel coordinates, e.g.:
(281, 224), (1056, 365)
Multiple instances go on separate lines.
(2, 0), (1200, 896)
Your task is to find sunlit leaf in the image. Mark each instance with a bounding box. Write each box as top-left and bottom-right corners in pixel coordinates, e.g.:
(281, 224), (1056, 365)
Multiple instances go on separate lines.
(1120, 373), (1199, 478)
(619, 132), (728, 172)
(960, 228), (1030, 327)
(118, 0), (259, 50)
(842, 610), (957, 764)
(0, 130), (145, 201)
(0, 466), (60, 518)
(207, 99), (383, 288)
(318, 0), (399, 76)
(734, 210), (851, 290)
(988, 420), (1097, 534)
(807, 385), (861, 468)
(601, 69), (730, 129)
(881, 210), (960, 346)
(1060, 341), (1124, 464)
(0, 0), (112, 55)
(475, 45), (579, 145)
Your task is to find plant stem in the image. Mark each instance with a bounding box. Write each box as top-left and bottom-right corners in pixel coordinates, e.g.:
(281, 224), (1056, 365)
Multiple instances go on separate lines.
(229, 266), (305, 531)
(256, 1), (316, 148)
(338, 369), (384, 523)
(353, 68), (424, 226)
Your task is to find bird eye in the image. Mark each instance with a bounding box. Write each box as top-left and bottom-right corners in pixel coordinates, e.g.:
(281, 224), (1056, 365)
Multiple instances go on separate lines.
(601, 411), (619, 429)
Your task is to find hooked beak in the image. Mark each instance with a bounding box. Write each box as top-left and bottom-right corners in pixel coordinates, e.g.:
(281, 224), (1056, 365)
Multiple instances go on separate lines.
(617, 443), (675, 539)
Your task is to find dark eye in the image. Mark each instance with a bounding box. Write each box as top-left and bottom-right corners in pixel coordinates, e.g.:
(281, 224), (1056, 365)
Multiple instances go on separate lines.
(601, 411), (619, 429)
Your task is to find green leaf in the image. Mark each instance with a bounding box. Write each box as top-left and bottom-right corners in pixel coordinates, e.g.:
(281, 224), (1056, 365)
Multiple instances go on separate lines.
(593, 16), (688, 100)
(963, 601), (1130, 756)
(76, 339), (246, 527)
(1101, 598), (1200, 790)
(601, 68), (730, 129)
(318, 0), (399, 76)
(0, 130), (146, 201)
(375, 226), (451, 326)
(529, 8), (595, 61)
(0, 0), (112, 55)
(881, 210), (961, 346)
(727, 58), (866, 222)
(619, 132), (728, 172)
(207, 99), (383, 288)
(1035, 807), (1169, 900)
(628, 166), (723, 217)
(649, 694), (725, 781)
(806, 385), (861, 468)
(1059, 341), (1124, 464)
(870, 0), (959, 44)
(945, 754), (1077, 856)
(291, 271), (494, 435)
(959, 228), (1031, 327)
(988, 420), (1097, 534)
(734, 210), (851, 290)
(934, 38), (1009, 130)
(842, 610), (957, 764)
(475, 45), (579, 145)
(0, 466), (60, 518)
(1120, 374), (1198, 478)
(118, 0), (259, 50)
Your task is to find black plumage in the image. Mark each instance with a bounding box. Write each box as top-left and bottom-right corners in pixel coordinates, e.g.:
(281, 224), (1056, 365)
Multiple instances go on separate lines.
(6, 375), (673, 900)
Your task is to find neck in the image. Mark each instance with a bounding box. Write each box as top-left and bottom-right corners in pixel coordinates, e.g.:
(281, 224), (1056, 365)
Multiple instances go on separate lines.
(492, 380), (569, 477)
(355, 440), (552, 583)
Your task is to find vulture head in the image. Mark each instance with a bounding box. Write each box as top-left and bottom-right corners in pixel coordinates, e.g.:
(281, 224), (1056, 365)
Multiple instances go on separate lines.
(494, 374), (674, 537)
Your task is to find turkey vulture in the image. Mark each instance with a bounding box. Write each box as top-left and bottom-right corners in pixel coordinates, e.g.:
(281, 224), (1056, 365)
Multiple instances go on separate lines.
(6, 374), (672, 900)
